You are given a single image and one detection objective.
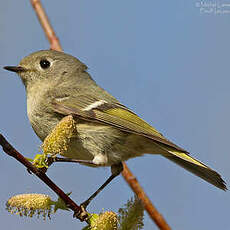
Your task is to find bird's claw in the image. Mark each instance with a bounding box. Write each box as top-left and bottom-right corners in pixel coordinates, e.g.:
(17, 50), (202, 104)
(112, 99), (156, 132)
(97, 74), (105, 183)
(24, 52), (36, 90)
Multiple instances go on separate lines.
(73, 204), (89, 222)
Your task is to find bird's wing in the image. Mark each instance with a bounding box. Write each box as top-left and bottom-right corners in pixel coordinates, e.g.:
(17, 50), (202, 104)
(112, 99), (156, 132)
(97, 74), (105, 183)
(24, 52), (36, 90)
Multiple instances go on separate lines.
(52, 94), (227, 190)
(52, 94), (187, 153)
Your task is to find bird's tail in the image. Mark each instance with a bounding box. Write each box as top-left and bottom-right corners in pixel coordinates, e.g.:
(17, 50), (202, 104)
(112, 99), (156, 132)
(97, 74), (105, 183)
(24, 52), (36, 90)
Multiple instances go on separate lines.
(157, 144), (227, 190)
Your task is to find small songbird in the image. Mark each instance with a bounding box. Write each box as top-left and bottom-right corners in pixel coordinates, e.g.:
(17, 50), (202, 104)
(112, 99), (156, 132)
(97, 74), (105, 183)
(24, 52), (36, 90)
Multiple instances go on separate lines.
(4, 50), (227, 207)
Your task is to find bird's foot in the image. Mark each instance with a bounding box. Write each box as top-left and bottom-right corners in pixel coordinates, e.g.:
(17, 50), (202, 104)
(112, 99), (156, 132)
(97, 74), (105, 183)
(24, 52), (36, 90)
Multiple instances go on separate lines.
(73, 204), (89, 222)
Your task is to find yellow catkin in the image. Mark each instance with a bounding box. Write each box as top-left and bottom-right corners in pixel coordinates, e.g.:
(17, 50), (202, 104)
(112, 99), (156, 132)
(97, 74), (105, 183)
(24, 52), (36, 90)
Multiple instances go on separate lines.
(91, 211), (118, 230)
(6, 194), (53, 220)
(42, 115), (78, 156)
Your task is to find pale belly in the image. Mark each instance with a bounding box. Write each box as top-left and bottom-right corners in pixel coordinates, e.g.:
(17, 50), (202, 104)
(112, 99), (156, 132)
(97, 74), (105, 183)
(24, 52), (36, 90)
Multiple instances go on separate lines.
(27, 103), (157, 167)
(59, 123), (159, 167)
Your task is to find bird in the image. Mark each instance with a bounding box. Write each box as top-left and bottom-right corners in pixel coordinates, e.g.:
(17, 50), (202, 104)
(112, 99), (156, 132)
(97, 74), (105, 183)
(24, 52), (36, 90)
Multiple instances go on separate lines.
(4, 50), (227, 208)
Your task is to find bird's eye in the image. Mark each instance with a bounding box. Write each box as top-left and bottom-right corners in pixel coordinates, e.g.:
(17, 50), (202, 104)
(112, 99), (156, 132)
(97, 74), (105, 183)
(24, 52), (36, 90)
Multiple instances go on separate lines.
(40, 59), (50, 69)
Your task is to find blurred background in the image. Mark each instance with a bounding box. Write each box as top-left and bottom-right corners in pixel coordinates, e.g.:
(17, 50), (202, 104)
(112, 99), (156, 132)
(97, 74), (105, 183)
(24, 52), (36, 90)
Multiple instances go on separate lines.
(1, 1), (230, 229)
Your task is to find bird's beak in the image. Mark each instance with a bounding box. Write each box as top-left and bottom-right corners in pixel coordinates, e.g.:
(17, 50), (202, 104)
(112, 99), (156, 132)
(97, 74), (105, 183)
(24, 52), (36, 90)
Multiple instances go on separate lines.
(3, 66), (27, 73)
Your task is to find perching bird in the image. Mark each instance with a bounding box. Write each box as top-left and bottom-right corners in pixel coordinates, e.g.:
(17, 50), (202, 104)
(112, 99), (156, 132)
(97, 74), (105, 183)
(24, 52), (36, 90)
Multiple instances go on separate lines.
(4, 50), (227, 207)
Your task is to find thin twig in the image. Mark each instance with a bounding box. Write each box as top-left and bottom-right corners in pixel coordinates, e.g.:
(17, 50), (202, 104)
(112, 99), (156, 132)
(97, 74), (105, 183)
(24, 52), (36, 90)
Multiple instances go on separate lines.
(29, 1), (171, 229)
(0, 134), (88, 222)
(122, 162), (171, 230)
(30, 0), (62, 51)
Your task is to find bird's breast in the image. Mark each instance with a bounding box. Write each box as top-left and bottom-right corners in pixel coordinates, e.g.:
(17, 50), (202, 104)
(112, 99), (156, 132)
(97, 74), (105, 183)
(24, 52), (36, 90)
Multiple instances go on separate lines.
(27, 93), (60, 141)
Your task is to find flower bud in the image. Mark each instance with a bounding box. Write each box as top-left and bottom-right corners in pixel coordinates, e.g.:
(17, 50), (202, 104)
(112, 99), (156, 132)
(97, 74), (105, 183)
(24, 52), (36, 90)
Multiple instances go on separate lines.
(6, 193), (53, 220)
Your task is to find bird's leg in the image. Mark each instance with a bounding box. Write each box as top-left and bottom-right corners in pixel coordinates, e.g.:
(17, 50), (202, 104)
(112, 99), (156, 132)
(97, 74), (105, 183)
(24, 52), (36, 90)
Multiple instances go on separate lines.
(80, 162), (123, 209)
(47, 156), (98, 167)
(47, 157), (123, 205)
(47, 157), (123, 213)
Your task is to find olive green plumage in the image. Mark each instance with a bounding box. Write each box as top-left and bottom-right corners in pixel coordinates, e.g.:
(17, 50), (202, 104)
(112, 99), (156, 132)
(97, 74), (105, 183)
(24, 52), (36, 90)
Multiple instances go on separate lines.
(4, 50), (227, 191)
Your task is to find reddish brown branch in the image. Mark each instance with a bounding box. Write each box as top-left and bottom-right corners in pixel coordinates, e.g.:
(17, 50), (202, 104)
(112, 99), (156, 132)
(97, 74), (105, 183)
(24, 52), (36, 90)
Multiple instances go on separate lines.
(30, 0), (62, 51)
(29, 1), (171, 229)
(122, 162), (171, 230)
(0, 134), (88, 222)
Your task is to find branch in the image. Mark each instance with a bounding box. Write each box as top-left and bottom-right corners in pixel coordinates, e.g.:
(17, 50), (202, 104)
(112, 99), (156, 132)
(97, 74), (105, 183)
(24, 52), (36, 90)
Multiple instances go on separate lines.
(122, 163), (171, 230)
(30, 0), (62, 51)
(29, 1), (171, 229)
(0, 134), (87, 222)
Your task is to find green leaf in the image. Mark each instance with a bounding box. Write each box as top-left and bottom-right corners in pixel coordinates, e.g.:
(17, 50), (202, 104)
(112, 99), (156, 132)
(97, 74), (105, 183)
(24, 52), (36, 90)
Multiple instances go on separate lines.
(118, 196), (144, 230)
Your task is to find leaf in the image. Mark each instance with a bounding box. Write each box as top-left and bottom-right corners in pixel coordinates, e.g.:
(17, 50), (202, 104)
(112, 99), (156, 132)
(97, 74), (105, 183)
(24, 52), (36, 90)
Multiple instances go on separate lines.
(118, 196), (144, 230)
